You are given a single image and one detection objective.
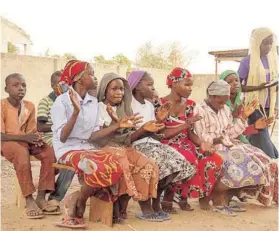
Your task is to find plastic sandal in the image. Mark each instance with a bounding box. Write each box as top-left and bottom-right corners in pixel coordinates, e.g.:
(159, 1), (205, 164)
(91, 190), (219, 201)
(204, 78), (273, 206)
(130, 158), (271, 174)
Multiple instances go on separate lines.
(135, 213), (164, 222)
(156, 211), (171, 220)
(229, 200), (246, 212)
(213, 206), (237, 217)
(54, 217), (87, 229)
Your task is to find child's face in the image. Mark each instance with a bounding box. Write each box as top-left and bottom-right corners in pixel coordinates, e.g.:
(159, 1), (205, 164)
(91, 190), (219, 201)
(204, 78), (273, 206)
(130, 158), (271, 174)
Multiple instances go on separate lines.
(51, 75), (60, 93)
(105, 79), (125, 105)
(5, 75), (26, 101)
(173, 78), (193, 99)
(135, 75), (155, 99)
(80, 65), (98, 90)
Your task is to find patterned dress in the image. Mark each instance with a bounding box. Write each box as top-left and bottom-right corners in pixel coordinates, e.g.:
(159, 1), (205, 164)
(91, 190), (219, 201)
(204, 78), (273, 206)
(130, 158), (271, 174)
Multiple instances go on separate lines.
(131, 97), (196, 182)
(194, 100), (278, 206)
(158, 98), (223, 198)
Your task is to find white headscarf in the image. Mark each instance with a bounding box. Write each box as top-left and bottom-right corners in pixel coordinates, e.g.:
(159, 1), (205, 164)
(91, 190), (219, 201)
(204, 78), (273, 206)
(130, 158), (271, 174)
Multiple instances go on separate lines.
(207, 80), (230, 96)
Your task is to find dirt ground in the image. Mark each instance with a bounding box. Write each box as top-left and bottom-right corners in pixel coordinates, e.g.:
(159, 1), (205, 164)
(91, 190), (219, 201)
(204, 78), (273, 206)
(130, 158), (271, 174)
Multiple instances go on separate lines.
(1, 128), (278, 231)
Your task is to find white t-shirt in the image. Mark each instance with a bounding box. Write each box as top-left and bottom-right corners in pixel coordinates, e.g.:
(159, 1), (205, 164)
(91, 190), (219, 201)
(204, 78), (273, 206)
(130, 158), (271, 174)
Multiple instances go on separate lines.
(131, 97), (159, 145)
(98, 102), (117, 127)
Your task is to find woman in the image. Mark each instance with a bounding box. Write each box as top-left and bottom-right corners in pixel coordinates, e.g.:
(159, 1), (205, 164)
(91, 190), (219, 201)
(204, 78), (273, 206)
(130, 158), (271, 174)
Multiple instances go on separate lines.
(194, 80), (275, 213)
(51, 60), (138, 228)
(219, 70), (274, 143)
(158, 67), (223, 212)
(238, 27), (278, 159)
(219, 70), (278, 206)
(97, 73), (166, 222)
(127, 70), (196, 216)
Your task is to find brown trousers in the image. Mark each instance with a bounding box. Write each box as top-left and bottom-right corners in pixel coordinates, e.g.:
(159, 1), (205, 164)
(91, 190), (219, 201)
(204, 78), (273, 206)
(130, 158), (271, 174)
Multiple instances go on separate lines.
(1, 141), (56, 197)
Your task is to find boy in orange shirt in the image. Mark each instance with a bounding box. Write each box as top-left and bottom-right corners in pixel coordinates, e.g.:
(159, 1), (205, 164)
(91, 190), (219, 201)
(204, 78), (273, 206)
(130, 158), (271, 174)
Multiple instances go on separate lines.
(1, 73), (58, 218)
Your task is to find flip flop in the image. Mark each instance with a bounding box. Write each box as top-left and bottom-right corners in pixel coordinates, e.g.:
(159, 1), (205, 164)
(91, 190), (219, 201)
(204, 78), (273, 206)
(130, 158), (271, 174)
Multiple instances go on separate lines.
(25, 208), (44, 219)
(229, 200), (246, 212)
(156, 211), (171, 220)
(135, 213), (164, 222)
(37, 200), (61, 215)
(46, 200), (61, 215)
(213, 206), (237, 217)
(54, 218), (87, 229)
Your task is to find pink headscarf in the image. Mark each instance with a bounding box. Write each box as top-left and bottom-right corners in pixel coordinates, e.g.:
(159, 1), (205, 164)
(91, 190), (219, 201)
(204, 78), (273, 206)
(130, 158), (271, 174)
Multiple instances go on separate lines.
(127, 70), (146, 90)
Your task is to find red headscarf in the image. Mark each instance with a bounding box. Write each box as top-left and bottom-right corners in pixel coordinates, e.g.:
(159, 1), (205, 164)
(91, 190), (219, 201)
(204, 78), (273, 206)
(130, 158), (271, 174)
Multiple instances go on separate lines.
(56, 60), (89, 95)
(166, 67), (192, 86)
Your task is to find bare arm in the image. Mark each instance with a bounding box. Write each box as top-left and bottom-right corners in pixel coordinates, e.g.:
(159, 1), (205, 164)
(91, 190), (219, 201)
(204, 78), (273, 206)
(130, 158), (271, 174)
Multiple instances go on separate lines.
(89, 123), (120, 143)
(188, 130), (202, 146)
(37, 120), (52, 132)
(1, 133), (26, 142)
(59, 112), (79, 143)
(130, 127), (148, 142)
(162, 123), (190, 139)
(241, 84), (265, 93)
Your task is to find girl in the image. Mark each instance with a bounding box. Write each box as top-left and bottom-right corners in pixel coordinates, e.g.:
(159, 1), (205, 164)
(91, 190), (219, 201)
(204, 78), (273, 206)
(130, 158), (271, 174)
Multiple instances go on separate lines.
(51, 60), (138, 228)
(158, 67), (223, 212)
(127, 70), (196, 218)
(97, 73), (165, 222)
(238, 27), (278, 159)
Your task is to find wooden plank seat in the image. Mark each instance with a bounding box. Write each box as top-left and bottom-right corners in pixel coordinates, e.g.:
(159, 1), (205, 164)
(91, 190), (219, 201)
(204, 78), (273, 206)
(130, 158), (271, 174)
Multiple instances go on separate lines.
(14, 155), (113, 227)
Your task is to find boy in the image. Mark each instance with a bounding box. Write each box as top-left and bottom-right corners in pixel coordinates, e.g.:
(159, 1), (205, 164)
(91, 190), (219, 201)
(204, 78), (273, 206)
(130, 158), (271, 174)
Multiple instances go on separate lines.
(37, 71), (75, 202)
(1, 73), (58, 218)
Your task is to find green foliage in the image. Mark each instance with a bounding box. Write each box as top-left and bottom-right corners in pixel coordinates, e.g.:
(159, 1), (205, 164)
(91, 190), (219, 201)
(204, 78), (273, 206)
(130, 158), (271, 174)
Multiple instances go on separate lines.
(135, 41), (197, 69)
(7, 42), (19, 54)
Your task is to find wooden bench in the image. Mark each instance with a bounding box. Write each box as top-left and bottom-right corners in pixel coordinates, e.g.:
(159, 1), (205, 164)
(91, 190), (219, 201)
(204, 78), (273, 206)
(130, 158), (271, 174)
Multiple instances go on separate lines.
(14, 155), (113, 227)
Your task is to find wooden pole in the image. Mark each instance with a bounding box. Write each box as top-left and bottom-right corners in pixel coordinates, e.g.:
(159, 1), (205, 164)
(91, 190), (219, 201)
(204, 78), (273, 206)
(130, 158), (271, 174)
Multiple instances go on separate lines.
(215, 58), (219, 78)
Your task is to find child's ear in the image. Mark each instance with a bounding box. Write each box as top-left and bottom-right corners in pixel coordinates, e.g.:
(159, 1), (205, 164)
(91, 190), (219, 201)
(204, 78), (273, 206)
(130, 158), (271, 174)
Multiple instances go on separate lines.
(4, 87), (8, 93)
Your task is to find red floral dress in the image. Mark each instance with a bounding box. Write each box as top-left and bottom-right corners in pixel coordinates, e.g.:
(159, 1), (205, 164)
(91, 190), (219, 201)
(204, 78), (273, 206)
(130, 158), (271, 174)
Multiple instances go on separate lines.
(159, 98), (223, 198)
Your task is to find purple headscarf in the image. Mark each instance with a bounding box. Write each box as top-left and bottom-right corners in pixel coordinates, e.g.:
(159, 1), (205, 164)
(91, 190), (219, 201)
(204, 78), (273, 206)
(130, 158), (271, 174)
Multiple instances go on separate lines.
(127, 70), (145, 90)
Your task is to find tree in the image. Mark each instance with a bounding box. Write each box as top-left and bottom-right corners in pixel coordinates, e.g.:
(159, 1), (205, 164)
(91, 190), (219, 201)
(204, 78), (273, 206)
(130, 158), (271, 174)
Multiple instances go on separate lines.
(112, 53), (132, 70)
(63, 53), (77, 60)
(94, 55), (107, 63)
(93, 54), (132, 69)
(7, 42), (19, 54)
(135, 41), (197, 69)
(44, 48), (51, 57)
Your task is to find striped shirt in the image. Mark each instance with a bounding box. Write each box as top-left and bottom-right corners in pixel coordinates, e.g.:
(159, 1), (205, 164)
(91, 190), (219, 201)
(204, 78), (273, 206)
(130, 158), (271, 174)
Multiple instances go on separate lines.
(37, 93), (55, 145)
(193, 100), (247, 151)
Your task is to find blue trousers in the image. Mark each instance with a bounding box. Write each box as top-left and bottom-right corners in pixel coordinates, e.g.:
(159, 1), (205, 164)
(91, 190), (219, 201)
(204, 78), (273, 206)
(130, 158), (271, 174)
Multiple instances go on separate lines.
(247, 109), (278, 159)
(48, 169), (75, 201)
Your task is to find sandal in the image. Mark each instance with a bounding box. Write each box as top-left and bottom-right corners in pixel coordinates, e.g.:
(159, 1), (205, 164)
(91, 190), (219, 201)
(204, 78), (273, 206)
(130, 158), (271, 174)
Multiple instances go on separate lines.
(25, 208), (44, 219)
(213, 206), (237, 217)
(161, 201), (177, 214)
(229, 200), (246, 212)
(156, 211), (171, 220)
(37, 200), (61, 215)
(135, 213), (164, 222)
(54, 217), (87, 229)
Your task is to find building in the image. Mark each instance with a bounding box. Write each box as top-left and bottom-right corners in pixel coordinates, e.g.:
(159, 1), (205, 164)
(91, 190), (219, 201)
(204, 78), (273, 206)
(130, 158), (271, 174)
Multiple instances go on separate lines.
(1, 16), (32, 55)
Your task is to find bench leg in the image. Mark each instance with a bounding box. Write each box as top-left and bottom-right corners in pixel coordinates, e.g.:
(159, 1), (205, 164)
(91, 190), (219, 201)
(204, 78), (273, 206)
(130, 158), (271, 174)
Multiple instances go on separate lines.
(89, 196), (113, 227)
(14, 175), (25, 209)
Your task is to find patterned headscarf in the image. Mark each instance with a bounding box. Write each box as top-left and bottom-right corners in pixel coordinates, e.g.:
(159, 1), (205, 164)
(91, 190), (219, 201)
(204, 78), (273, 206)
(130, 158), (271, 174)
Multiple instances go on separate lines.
(166, 67), (192, 87)
(56, 60), (89, 95)
(127, 70), (146, 90)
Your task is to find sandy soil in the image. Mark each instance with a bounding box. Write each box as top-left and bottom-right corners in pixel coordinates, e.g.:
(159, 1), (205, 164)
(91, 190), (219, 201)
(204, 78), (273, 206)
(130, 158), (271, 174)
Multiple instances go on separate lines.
(1, 128), (278, 231)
